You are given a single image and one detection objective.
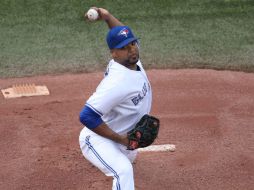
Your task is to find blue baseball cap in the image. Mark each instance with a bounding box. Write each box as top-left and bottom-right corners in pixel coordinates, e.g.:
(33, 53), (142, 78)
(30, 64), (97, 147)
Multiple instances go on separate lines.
(106, 26), (138, 49)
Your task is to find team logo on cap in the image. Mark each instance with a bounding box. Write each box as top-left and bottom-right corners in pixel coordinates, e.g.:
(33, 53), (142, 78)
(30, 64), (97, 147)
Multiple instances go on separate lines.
(118, 28), (129, 37)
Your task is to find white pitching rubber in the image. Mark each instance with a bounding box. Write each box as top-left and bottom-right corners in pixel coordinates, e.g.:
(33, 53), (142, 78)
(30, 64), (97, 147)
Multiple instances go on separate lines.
(138, 144), (176, 152)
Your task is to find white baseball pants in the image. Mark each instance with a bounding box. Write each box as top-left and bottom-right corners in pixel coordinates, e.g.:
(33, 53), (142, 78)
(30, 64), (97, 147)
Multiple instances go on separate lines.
(79, 128), (138, 190)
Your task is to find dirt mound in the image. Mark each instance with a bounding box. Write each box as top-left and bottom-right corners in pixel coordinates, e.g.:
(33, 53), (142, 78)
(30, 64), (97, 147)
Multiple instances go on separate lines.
(0, 69), (253, 190)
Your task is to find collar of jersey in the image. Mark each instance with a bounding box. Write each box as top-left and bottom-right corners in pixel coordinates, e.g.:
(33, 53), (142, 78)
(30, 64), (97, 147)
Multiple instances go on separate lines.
(110, 59), (141, 72)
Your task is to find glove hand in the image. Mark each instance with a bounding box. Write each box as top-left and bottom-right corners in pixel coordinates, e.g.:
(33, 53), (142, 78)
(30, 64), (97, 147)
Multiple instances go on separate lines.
(127, 131), (142, 150)
(127, 115), (160, 150)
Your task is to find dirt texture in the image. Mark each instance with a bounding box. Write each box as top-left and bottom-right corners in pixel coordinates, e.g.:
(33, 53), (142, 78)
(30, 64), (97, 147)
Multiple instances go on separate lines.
(0, 69), (254, 190)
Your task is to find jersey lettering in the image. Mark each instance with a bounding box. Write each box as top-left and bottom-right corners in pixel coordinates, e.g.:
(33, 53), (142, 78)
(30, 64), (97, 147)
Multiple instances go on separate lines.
(131, 83), (148, 106)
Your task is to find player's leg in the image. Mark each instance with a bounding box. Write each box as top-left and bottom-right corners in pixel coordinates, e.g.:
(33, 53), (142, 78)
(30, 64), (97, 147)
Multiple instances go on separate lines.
(79, 133), (135, 190)
(118, 143), (138, 163)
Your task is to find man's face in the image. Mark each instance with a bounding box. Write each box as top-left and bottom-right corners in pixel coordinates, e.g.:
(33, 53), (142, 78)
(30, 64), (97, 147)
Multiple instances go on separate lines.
(111, 41), (139, 67)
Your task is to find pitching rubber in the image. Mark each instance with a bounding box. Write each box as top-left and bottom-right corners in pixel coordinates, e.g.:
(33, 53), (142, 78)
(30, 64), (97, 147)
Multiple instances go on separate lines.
(138, 144), (176, 152)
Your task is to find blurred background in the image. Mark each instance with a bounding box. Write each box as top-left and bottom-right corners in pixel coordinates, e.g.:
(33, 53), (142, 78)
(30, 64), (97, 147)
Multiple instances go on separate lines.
(0, 0), (254, 77)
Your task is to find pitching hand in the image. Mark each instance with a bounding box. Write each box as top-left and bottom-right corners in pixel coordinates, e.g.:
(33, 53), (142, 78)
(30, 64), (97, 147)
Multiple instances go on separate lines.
(84, 7), (110, 21)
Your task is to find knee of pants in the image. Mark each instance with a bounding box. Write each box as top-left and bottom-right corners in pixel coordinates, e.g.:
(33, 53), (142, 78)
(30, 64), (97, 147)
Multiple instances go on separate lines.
(116, 160), (133, 176)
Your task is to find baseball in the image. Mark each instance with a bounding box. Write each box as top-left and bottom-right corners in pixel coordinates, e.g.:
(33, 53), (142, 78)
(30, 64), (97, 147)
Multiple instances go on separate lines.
(87, 9), (99, 21)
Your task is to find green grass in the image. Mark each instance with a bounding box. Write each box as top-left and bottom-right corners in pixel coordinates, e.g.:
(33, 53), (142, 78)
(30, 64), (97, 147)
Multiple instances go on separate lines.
(0, 0), (254, 77)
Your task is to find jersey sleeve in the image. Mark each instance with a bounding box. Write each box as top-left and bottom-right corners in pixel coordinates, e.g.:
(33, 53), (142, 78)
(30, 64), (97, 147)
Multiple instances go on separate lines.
(86, 76), (126, 116)
(79, 105), (103, 129)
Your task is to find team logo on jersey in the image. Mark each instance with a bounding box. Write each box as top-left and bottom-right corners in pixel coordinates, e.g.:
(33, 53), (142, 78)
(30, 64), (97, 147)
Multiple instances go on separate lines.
(131, 83), (148, 106)
(118, 28), (129, 37)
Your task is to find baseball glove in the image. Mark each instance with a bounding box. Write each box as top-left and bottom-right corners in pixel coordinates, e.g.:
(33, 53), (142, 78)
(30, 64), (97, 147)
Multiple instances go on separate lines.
(127, 114), (160, 150)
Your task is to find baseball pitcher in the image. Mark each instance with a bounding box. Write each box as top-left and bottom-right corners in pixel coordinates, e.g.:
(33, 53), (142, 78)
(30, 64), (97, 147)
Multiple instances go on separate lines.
(79, 7), (159, 190)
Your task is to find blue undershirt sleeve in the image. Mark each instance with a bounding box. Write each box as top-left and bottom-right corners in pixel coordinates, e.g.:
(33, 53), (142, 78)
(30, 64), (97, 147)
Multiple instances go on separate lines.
(79, 105), (103, 129)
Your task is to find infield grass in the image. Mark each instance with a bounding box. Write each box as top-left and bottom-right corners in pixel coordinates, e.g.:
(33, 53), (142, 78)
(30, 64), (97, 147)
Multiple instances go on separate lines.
(0, 0), (254, 77)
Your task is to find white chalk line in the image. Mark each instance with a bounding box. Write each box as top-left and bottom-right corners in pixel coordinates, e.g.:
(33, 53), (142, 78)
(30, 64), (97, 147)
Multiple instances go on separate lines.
(138, 144), (176, 152)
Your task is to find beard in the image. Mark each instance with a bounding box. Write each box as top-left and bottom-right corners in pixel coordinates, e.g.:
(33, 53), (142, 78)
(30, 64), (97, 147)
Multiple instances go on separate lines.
(114, 50), (140, 69)
(127, 53), (139, 65)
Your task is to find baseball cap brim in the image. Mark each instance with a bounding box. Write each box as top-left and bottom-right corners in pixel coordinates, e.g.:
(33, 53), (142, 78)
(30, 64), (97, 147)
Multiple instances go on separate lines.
(114, 37), (138, 49)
